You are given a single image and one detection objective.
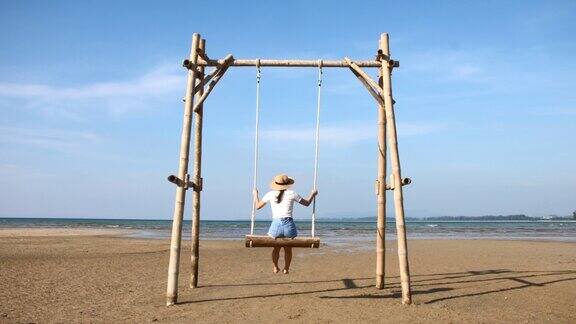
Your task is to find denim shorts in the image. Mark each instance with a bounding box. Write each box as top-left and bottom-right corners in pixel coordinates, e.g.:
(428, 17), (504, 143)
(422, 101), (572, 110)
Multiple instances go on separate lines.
(268, 217), (298, 238)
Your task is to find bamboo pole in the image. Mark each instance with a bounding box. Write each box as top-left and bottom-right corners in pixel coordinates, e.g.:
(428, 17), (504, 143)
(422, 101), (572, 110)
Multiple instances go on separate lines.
(192, 54), (233, 112)
(166, 33), (201, 306)
(190, 39), (205, 289)
(346, 63), (386, 108)
(375, 68), (387, 289)
(345, 57), (385, 98)
(380, 33), (412, 304)
(190, 61), (223, 93)
(196, 58), (383, 68)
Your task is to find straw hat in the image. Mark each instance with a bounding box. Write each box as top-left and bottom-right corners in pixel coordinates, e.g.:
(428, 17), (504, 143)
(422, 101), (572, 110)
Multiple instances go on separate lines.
(270, 174), (295, 190)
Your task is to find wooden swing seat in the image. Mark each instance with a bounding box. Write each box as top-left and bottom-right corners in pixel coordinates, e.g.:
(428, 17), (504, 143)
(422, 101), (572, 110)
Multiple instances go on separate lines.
(245, 235), (320, 248)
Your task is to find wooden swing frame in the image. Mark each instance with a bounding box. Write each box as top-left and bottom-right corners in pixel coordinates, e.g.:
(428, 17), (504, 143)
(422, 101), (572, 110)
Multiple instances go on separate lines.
(165, 32), (412, 306)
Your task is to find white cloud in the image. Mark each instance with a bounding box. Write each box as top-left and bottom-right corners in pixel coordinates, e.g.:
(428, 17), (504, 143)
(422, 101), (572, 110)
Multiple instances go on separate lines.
(447, 64), (482, 80)
(403, 48), (487, 83)
(399, 122), (448, 136)
(262, 125), (371, 145)
(0, 65), (183, 99)
(0, 126), (99, 152)
(260, 122), (446, 146)
(0, 64), (185, 117)
(532, 107), (576, 116)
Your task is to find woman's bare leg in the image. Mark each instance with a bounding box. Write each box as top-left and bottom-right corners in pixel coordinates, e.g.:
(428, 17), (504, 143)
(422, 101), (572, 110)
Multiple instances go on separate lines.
(283, 247), (292, 274)
(272, 247), (281, 273)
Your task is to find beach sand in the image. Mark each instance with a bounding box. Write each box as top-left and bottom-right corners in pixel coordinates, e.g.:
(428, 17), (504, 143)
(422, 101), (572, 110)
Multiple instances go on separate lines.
(1, 230), (575, 323)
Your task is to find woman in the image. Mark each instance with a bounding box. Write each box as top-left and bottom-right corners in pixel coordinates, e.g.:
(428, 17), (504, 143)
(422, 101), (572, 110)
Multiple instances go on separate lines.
(253, 173), (318, 274)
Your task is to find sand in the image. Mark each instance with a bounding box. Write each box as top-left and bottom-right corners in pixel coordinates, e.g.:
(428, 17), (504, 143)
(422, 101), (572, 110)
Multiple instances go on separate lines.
(1, 230), (575, 323)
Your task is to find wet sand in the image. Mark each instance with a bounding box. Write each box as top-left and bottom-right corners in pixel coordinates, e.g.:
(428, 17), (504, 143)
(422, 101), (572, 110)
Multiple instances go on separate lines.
(0, 229), (575, 323)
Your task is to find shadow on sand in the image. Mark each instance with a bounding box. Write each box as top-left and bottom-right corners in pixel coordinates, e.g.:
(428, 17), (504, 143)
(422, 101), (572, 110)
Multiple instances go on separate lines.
(178, 269), (576, 305)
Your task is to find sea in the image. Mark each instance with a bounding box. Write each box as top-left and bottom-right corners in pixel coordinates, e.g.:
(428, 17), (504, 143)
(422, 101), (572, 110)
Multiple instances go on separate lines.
(1, 218), (575, 245)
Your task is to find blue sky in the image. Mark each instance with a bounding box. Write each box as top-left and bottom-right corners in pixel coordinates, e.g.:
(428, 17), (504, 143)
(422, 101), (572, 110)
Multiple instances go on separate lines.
(0, 0), (575, 219)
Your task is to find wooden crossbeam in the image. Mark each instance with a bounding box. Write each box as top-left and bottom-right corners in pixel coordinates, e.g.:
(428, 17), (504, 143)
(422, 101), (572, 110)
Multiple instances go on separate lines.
(192, 55), (234, 112)
(197, 58), (382, 68)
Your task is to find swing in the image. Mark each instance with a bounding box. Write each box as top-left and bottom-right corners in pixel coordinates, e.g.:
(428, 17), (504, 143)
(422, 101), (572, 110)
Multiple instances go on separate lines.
(245, 60), (323, 249)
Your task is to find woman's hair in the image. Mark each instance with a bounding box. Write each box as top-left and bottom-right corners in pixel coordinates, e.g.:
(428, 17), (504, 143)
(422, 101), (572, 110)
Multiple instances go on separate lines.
(276, 189), (286, 203)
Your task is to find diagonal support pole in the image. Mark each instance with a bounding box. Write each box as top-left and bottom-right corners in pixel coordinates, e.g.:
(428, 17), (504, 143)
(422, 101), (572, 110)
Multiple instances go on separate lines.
(192, 54), (234, 112)
(344, 57), (386, 107)
(191, 54), (232, 95)
(345, 57), (385, 96)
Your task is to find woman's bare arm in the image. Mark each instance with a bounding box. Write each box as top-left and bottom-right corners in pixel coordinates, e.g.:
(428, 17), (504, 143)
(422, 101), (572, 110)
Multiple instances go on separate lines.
(298, 190), (318, 207)
(253, 189), (267, 210)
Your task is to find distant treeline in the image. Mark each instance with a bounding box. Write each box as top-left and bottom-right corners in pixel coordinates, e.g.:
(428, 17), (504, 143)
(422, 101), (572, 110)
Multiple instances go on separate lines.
(423, 214), (535, 221)
(321, 214), (573, 221)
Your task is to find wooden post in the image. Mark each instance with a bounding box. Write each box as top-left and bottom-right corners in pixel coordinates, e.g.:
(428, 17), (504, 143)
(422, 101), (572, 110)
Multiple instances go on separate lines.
(190, 39), (205, 289)
(166, 33), (201, 306)
(375, 66), (387, 289)
(380, 33), (412, 304)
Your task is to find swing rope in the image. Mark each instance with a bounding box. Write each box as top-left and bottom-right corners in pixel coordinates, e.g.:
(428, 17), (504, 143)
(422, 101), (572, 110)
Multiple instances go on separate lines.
(250, 60), (261, 235)
(249, 60), (322, 238)
(311, 60), (322, 237)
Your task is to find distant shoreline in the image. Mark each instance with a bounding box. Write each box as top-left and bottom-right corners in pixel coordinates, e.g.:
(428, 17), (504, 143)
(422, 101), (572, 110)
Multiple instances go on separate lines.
(1, 227), (576, 245)
(1, 218), (575, 243)
(1, 216), (575, 222)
